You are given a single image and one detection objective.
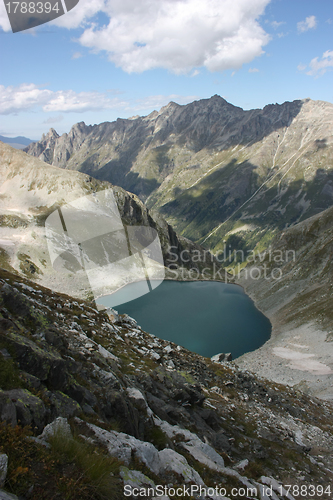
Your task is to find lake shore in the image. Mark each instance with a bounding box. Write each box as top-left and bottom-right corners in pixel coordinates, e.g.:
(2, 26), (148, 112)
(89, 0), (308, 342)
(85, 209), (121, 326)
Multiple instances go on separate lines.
(234, 277), (333, 401)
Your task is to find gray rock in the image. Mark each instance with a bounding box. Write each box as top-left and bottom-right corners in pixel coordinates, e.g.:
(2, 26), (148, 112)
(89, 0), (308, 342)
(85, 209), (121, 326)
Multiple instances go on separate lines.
(211, 353), (225, 363)
(119, 466), (156, 488)
(158, 448), (204, 485)
(0, 455), (8, 487)
(38, 416), (72, 442)
(0, 393), (17, 427)
(84, 421), (161, 474)
(0, 489), (19, 500)
(48, 391), (81, 419)
(2, 389), (46, 432)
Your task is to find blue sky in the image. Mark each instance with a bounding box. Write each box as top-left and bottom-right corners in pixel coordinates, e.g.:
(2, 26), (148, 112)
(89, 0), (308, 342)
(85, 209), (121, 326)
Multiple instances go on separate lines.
(0, 0), (332, 139)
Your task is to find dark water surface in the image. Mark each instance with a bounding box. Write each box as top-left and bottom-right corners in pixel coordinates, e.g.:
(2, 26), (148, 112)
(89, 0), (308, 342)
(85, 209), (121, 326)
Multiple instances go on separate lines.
(98, 280), (271, 359)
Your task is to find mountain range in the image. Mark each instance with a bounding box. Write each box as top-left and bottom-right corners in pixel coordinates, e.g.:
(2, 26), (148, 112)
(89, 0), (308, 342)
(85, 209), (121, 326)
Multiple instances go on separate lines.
(25, 95), (333, 256)
(0, 134), (35, 150)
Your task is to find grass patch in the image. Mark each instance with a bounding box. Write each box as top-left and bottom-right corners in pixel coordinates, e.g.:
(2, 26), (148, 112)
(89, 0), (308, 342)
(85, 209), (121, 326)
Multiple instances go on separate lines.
(48, 427), (123, 499)
(0, 420), (123, 500)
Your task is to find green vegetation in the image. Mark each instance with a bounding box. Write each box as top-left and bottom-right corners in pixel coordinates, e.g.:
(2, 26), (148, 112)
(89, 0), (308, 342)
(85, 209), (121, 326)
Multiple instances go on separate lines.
(0, 356), (22, 390)
(0, 421), (123, 500)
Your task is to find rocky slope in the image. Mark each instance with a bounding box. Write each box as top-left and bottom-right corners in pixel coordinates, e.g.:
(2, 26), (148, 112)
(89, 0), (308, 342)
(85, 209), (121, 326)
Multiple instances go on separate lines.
(0, 268), (333, 500)
(0, 142), (223, 300)
(25, 96), (333, 254)
(235, 205), (333, 400)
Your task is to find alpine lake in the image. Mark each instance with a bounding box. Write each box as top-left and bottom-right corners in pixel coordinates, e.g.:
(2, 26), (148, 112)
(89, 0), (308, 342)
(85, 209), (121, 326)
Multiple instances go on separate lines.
(96, 280), (271, 360)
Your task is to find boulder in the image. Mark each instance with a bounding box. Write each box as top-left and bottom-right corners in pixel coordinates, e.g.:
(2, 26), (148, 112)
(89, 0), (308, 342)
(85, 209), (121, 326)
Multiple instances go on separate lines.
(81, 421), (161, 474)
(37, 417), (72, 442)
(158, 448), (204, 485)
(211, 352), (232, 363)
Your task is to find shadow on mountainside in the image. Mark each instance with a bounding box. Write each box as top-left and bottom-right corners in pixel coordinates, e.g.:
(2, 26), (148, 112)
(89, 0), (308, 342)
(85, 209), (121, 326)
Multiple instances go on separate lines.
(159, 161), (333, 245)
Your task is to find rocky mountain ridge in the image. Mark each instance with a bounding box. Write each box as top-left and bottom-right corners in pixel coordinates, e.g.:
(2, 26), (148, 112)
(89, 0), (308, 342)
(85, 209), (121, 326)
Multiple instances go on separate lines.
(25, 96), (333, 255)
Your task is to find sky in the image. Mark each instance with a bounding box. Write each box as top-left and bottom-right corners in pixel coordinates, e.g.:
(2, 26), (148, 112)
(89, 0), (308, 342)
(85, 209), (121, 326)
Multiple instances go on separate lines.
(0, 0), (332, 139)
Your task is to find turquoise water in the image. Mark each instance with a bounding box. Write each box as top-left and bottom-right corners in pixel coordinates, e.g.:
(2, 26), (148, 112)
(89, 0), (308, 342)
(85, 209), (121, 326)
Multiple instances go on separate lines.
(98, 280), (271, 359)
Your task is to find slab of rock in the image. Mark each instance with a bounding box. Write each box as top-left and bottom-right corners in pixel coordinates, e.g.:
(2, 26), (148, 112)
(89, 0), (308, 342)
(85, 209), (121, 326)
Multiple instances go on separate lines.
(158, 449), (204, 485)
(0, 455), (8, 488)
(0, 489), (19, 500)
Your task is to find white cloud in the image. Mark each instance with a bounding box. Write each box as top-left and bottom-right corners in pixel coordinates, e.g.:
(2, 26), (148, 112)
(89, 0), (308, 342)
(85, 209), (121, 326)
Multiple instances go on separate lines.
(65, 0), (271, 74)
(0, 84), (53, 114)
(52, 0), (106, 28)
(0, 84), (129, 114)
(270, 21), (285, 29)
(2, 0), (271, 74)
(249, 67), (259, 73)
(43, 90), (126, 112)
(297, 63), (307, 72)
(306, 50), (333, 77)
(43, 115), (64, 124)
(72, 52), (83, 59)
(297, 15), (317, 33)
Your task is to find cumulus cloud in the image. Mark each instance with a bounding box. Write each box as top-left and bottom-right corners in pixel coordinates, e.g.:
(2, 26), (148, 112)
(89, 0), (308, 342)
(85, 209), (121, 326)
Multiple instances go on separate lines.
(0, 84), (53, 114)
(249, 67), (259, 73)
(297, 15), (317, 33)
(0, 84), (128, 114)
(67, 0), (271, 74)
(306, 50), (333, 77)
(2, 0), (271, 74)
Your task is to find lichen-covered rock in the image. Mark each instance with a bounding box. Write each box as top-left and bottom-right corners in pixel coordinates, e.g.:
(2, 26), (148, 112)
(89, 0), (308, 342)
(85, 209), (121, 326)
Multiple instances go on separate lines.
(48, 391), (81, 419)
(0, 393), (16, 426)
(2, 389), (46, 432)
